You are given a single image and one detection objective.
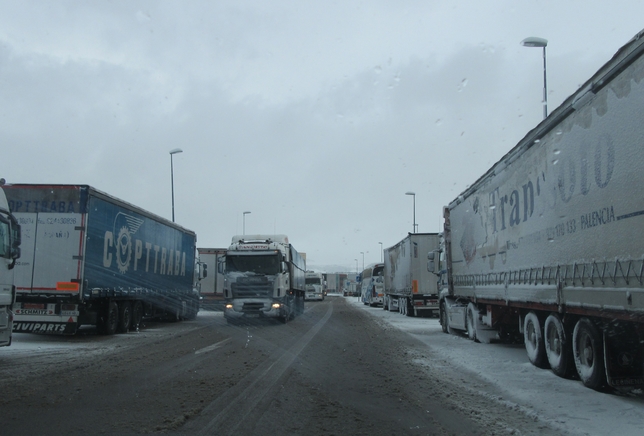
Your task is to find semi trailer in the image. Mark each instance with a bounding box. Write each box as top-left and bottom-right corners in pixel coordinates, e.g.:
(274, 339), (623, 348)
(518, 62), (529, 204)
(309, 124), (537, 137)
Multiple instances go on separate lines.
(429, 29), (644, 390)
(383, 233), (440, 317)
(4, 184), (198, 335)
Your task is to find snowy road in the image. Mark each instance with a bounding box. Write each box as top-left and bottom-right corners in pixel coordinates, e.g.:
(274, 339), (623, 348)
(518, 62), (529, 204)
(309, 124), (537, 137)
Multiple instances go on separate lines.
(0, 297), (642, 435)
(348, 297), (644, 436)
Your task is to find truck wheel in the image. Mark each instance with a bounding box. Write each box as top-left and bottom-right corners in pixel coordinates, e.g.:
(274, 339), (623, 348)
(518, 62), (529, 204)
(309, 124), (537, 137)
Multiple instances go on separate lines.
(573, 318), (606, 389)
(466, 303), (478, 342)
(440, 301), (450, 334)
(102, 301), (119, 335)
(524, 311), (548, 368)
(131, 301), (143, 331)
(544, 314), (574, 378)
(399, 298), (405, 315)
(404, 298), (414, 317)
(280, 307), (290, 324)
(117, 302), (132, 333)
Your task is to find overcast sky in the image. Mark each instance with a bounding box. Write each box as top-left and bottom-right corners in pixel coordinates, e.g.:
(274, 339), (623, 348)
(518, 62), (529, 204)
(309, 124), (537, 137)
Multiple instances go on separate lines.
(2, 1), (643, 272)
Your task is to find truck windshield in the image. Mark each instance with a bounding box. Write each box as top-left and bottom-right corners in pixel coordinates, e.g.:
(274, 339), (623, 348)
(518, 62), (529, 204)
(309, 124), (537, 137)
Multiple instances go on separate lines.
(306, 278), (321, 285)
(226, 254), (281, 275)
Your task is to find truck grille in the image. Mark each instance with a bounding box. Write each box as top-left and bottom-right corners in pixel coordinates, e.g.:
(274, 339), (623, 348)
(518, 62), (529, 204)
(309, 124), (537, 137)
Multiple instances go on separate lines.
(231, 282), (273, 298)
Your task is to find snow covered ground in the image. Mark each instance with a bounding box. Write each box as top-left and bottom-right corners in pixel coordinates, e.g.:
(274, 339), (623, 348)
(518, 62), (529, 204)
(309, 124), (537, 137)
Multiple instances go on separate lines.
(348, 297), (644, 436)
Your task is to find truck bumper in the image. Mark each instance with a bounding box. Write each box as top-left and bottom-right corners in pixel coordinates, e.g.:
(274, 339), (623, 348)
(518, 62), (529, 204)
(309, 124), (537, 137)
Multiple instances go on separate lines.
(224, 299), (282, 319)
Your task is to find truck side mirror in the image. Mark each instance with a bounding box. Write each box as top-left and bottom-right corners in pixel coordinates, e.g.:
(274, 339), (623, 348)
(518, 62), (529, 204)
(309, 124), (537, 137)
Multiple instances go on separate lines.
(201, 263), (208, 279)
(427, 251), (437, 274)
(217, 258), (225, 274)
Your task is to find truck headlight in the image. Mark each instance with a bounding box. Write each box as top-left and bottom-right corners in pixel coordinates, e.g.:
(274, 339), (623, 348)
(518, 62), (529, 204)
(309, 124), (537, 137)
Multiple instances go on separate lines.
(271, 303), (281, 309)
(225, 304), (233, 309)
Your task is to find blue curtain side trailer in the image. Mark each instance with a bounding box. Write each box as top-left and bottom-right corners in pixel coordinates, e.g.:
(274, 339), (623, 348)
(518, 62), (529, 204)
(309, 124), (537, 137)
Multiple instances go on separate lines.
(5, 184), (198, 335)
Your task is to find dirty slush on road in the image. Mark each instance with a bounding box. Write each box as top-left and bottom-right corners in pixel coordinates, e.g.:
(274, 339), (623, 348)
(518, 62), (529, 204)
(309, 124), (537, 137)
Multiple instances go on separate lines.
(0, 298), (566, 435)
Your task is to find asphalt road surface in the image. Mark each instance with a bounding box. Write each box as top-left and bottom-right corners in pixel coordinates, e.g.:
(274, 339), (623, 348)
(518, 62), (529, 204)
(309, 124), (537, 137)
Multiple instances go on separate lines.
(0, 297), (566, 435)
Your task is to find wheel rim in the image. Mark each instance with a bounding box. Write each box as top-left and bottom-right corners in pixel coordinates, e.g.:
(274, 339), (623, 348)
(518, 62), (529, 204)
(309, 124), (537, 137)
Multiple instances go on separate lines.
(547, 324), (560, 354)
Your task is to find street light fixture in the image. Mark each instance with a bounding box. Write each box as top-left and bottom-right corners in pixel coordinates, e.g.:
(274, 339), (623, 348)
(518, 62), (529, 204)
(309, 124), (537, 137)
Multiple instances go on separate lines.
(405, 192), (417, 233)
(521, 36), (549, 120)
(379, 242), (383, 262)
(169, 148), (183, 222)
(243, 211), (251, 235)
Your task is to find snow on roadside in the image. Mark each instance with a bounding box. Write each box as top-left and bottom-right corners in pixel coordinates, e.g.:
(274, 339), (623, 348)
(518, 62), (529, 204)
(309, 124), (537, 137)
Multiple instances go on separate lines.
(348, 298), (644, 436)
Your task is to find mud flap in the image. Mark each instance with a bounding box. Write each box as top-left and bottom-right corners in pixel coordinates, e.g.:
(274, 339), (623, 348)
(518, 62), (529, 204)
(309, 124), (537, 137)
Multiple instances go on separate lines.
(603, 326), (644, 388)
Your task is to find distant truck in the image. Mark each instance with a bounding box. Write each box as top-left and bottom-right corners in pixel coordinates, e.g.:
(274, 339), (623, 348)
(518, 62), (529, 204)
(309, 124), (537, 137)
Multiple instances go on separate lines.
(4, 184), (199, 335)
(429, 30), (644, 390)
(0, 180), (21, 346)
(360, 263), (384, 306)
(305, 271), (325, 301)
(384, 233), (440, 317)
(197, 247), (226, 310)
(222, 234), (305, 323)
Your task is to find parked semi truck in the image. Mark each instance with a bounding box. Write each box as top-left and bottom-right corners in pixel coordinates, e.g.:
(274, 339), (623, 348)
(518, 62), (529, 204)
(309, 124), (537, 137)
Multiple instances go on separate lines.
(305, 271), (325, 301)
(222, 234), (305, 323)
(360, 263), (384, 306)
(4, 184), (199, 335)
(384, 233), (440, 317)
(197, 247), (226, 310)
(0, 180), (21, 346)
(429, 30), (644, 390)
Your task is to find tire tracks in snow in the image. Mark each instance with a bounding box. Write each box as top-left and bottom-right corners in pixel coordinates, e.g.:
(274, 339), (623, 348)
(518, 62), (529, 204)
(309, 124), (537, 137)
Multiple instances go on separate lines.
(187, 302), (334, 435)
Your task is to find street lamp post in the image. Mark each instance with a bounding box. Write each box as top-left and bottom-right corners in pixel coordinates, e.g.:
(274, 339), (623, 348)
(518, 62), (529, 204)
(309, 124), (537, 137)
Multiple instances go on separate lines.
(405, 192), (417, 233)
(360, 252), (365, 272)
(169, 148), (183, 222)
(243, 211), (251, 235)
(521, 36), (548, 120)
(379, 242), (383, 262)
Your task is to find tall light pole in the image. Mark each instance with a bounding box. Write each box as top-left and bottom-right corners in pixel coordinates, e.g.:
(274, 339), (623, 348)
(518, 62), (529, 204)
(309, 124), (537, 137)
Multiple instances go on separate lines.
(169, 148), (183, 222)
(360, 251), (365, 272)
(405, 191), (417, 233)
(521, 36), (548, 120)
(243, 211), (251, 235)
(379, 242), (383, 262)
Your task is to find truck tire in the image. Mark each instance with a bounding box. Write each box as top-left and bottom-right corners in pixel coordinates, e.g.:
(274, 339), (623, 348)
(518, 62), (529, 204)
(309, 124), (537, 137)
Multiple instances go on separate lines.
(524, 311), (548, 368)
(131, 301), (143, 331)
(466, 303), (478, 342)
(117, 302), (132, 333)
(404, 298), (414, 317)
(572, 318), (606, 390)
(440, 301), (451, 334)
(101, 301), (119, 335)
(544, 314), (574, 378)
(399, 298), (405, 315)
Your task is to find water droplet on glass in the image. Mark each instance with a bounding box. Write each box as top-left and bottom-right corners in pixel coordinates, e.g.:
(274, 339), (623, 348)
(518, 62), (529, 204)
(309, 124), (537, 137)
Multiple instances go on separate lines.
(374, 66), (382, 74)
(435, 119), (443, 126)
(555, 130), (563, 135)
(553, 149), (561, 155)
(552, 159), (559, 165)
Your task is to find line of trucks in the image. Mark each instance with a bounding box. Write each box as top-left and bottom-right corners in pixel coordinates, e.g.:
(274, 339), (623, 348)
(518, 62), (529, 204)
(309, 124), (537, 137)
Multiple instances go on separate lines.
(0, 181), (309, 341)
(358, 29), (644, 391)
(3, 29), (644, 394)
